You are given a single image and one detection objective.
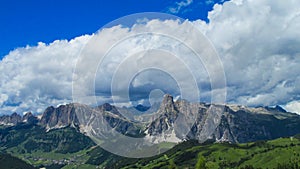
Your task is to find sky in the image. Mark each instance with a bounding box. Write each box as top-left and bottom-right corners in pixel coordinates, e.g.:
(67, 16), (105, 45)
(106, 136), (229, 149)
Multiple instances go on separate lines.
(0, 0), (300, 115)
(0, 0), (222, 58)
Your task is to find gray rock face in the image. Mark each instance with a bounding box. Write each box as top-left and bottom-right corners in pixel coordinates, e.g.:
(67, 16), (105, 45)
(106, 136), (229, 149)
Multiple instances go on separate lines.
(40, 103), (80, 129)
(1, 95), (300, 144)
(96, 103), (126, 118)
(39, 103), (144, 138)
(145, 95), (300, 143)
(0, 112), (22, 126)
(147, 95), (179, 135)
(22, 112), (38, 124)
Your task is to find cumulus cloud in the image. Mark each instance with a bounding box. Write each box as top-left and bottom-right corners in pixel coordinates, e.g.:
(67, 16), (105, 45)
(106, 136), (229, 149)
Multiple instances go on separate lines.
(0, 36), (90, 114)
(0, 19), (217, 114)
(0, 0), (300, 114)
(197, 0), (300, 106)
(284, 101), (300, 115)
(73, 19), (218, 106)
(168, 0), (193, 14)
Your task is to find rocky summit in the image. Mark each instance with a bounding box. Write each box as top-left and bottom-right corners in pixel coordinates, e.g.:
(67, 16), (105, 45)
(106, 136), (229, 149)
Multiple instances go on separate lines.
(1, 94), (300, 144)
(0, 112), (22, 126)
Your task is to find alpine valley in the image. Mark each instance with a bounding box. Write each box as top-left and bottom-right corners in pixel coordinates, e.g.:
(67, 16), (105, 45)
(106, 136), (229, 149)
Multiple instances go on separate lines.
(1, 95), (300, 169)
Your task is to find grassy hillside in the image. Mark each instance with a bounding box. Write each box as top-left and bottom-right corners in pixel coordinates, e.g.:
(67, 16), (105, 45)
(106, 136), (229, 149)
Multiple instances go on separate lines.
(0, 152), (36, 169)
(0, 124), (95, 167)
(119, 136), (300, 169)
(0, 123), (95, 153)
(1, 124), (300, 169)
(73, 135), (300, 169)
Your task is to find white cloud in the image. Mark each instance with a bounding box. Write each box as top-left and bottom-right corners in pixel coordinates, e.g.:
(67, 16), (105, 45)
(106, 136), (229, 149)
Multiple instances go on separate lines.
(0, 94), (8, 105)
(284, 101), (300, 115)
(73, 19), (216, 106)
(0, 35), (90, 114)
(1, 0), (300, 114)
(199, 0), (300, 106)
(168, 0), (193, 14)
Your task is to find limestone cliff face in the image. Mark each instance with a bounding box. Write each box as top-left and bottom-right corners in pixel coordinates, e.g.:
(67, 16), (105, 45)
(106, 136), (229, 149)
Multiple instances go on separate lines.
(147, 95), (179, 135)
(0, 112), (22, 126)
(0, 112), (37, 126)
(2, 95), (300, 144)
(145, 95), (300, 143)
(40, 103), (80, 129)
(39, 103), (144, 137)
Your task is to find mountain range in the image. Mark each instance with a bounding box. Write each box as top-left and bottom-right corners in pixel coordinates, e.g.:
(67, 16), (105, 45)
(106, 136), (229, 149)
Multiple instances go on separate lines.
(1, 94), (300, 168)
(1, 94), (300, 144)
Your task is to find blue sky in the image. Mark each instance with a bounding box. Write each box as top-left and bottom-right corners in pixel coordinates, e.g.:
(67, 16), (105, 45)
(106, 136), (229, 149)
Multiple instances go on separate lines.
(0, 0), (226, 58)
(1, 0), (300, 115)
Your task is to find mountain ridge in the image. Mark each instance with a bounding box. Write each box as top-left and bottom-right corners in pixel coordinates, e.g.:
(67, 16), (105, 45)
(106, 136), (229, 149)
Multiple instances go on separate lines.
(1, 94), (300, 144)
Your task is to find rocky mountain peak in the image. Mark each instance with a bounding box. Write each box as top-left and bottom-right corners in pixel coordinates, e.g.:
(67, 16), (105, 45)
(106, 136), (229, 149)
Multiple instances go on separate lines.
(99, 103), (114, 111)
(97, 103), (124, 118)
(22, 112), (38, 124)
(273, 105), (287, 113)
(40, 103), (79, 129)
(11, 112), (21, 118)
(1, 95), (300, 145)
(159, 94), (177, 114)
(0, 112), (22, 126)
(146, 94), (180, 140)
(162, 94), (174, 105)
